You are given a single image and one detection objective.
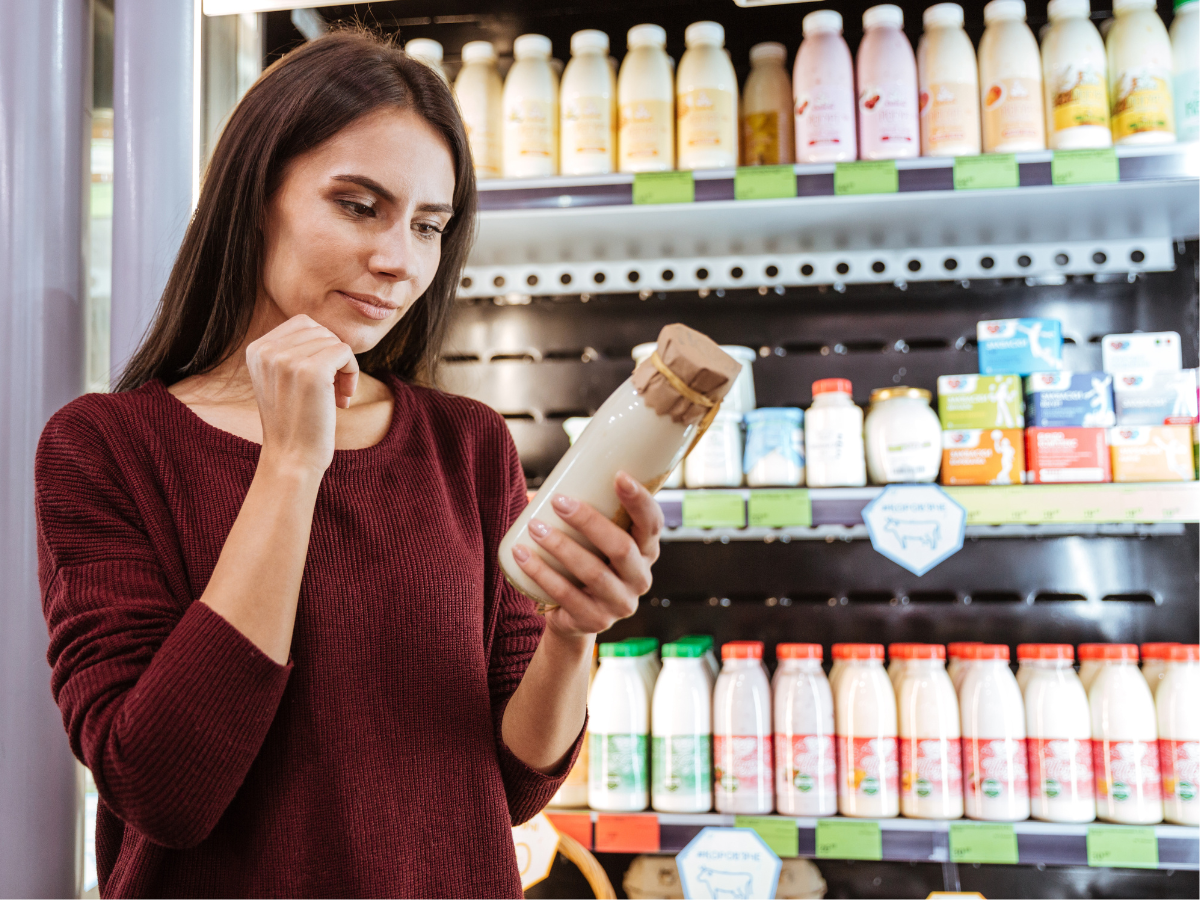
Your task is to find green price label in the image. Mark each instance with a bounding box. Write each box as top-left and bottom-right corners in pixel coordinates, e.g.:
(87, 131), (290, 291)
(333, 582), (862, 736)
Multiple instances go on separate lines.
(682, 492), (745, 529)
(1086, 825), (1159, 869)
(953, 154), (1019, 190)
(734, 165), (797, 201)
(815, 819), (882, 860)
(834, 160), (898, 195)
(1051, 148), (1119, 186)
(632, 170), (695, 205)
(748, 490), (811, 528)
(948, 822), (1019, 865)
(735, 816), (798, 858)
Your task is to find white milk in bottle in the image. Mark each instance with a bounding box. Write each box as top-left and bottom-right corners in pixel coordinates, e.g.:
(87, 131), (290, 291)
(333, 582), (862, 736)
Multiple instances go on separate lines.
(1157, 644), (1200, 825)
(774, 643), (837, 816)
(1078, 643), (1107, 693)
(618, 24), (675, 172)
(979, 0), (1047, 152)
(652, 642), (713, 813)
(1108, 0), (1177, 144)
(1024, 644), (1096, 822)
(857, 4), (920, 160)
(561, 30), (617, 175)
(888, 643), (913, 696)
(677, 21), (738, 170)
(502, 34), (559, 178)
(1142, 642), (1179, 697)
(681, 634), (719, 691)
(455, 42), (504, 179)
(794, 11), (857, 162)
(589, 642), (649, 811)
(1015, 644), (1036, 694)
(742, 42), (795, 165)
(1172, 0), (1199, 142)
(898, 645), (964, 819)
(1090, 643), (1163, 823)
(918, 3), (982, 156)
(714, 641), (774, 813)
(1042, 0), (1112, 149)
(948, 642), (982, 695)
(835, 644), (900, 818)
(805, 379), (867, 488)
(829, 643), (849, 696)
(960, 644), (1031, 821)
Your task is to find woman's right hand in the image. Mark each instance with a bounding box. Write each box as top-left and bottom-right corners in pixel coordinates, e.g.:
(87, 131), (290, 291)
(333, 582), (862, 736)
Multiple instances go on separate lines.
(245, 315), (359, 474)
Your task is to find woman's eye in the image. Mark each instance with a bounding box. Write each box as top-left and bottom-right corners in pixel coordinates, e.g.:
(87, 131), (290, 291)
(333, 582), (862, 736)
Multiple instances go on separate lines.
(414, 222), (445, 237)
(338, 199), (375, 218)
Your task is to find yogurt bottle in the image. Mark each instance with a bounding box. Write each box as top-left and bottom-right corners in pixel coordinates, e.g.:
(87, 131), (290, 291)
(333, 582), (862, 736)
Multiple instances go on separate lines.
(835, 644), (900, 818)
(897, 645), (963, 819)
(588, 642), (650, 811)
(681, 634), (720, 691)
(1142, 642), (1180, 697)
(918, 3), (982, 156)
(455, 42), (504, 179)
(1108, 0), (1177, 144)
(677, 21), (739, 170)
(502, 34), (559, 178)
(618, 24), (675, 172)
(742, 42), (796, 165)
(829, 643), (849, 696)
(1172, 0), (1199, 142)
(1042, 0), (1113, 149)
(794, 10), (858, 162)
(887, 643), (912, 695)
(948, 642), (982, 695)
(1090, 644), (1163, 823)
(652, 641), (713, 813)
(857, 5), (920, 160)
(979, 0), (1047, 153)
(774, 643), (837, 816)
(622, 637), (661, 705)
(1015, 644), (1036, 695)
(865, 387), (942, 484)
(1157, 644), (1200, 825)
(714, 641), (774, 814)
(405, 38), (445, 79)
(960, 644), (1031, 821)
(744, 408), (805, 487)
(805, 379), (867, 488)
(1023, 644), (1096, 823)
(1078, 643), (1107, 693)
(560, 30), (617, 176)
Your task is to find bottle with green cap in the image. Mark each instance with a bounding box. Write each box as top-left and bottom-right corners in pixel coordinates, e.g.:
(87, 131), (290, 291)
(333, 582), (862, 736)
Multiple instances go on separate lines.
(620, 637), (662, 704)
(651, 642), (713, 812)
(588, 642), (649, 810)
(679, 634), (719, 688)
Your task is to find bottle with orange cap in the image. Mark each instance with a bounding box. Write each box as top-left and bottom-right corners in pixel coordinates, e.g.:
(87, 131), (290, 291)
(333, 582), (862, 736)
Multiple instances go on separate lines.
(805, 378), (867, 488)
(887, 643), (914, 696)
(713, 641), (774, 814)
(960, 643), (1031, 821)
(773, 643), (837, 816)
(829, 643), (850, 695)
(834, 643), (900, 818)
(1141, 642), (1180, 698)
(1157, 644), (1200, 825)
(1023, 644), (1096, 823)
(897, 644), (964, 819)
(1077, 643), (1108, 693)
(947, 641), (983, 695)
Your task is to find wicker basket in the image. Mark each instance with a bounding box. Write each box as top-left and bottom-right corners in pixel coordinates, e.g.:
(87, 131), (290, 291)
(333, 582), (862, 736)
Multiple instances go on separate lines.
(552, 830), (616, 899)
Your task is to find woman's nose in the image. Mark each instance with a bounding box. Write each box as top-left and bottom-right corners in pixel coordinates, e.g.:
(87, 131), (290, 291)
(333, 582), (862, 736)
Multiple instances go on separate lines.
(369, 226), (417, 281)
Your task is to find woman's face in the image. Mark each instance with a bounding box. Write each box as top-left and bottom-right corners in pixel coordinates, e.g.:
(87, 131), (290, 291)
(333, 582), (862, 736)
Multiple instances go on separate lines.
(258, 106), (457, 353)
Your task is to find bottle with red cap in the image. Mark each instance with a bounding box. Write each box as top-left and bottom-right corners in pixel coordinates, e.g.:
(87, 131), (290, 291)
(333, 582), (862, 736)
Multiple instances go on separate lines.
(897, 644), (963, 819)
(888, 643), (914, 696)
(1023, 644), (1095, 823)
(834, 643), (899, 817)
(805, 378), (866, 488)
(1015, 643), (1039, 695)
(1077, 643), (1108, 693)
(1157, 644), (1200, 825)
(829, 643), (850, 695)
(713, 641), (774, 814)
(1090, 643), (1163, 824)
(1141, 642), (1180, 698)
(948, 641), (982, 695)
(960, 644), (1030, 821)
(774, 643), (837, 816)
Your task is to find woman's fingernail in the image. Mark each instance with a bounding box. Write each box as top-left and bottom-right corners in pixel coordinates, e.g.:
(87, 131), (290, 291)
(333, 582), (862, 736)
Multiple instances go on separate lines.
(617, 472), (636, 492)
(552, 494), (578, 515)
(529, 519), (549, 538)
(513, 545), (530, 563)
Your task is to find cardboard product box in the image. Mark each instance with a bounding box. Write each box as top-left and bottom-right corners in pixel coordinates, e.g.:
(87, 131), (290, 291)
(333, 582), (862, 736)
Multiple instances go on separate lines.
(1025, 427), (1111, 483)
(1101, 331), (1183, 373)
(941, 429), (1026, 485)
(1109, 425), (1197, 482)
(937, 374), (1025, 429)
(1025, 371), (1116, 428)
(977, 318), (1063, 376)
(1112, 369), (1199, 425)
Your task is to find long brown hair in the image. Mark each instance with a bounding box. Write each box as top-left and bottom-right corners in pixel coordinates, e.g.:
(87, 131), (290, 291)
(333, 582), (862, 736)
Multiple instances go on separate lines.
(115, 28), (476, 391)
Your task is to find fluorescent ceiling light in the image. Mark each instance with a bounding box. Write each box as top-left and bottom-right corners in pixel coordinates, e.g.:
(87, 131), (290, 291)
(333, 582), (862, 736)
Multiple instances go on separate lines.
(203, 1), (331, 15)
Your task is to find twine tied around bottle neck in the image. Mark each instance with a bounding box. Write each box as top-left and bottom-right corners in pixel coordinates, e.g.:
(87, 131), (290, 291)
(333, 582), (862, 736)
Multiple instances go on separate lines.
(648, 351), (723, 457)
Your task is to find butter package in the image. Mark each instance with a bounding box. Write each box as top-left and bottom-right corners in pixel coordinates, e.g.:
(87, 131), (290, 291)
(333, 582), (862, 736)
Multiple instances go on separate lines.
(1025, 371), (1116, 427)
(1101, 331), (1183, 373)
(1025, 427), (1111, 483)
(1113, 369), (1199, 425)
(977, 318), (1063, 376)
(1109, 425), (1196, 482)
(937, 374), (1025, 429)
(941, 429), (1026, 485)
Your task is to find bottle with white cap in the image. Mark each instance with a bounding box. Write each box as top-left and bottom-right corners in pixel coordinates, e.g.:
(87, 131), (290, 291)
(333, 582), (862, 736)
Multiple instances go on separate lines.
(677, 21), (739, 170)
(1157, 644), (1200, 825)
(454, 41), (504, 179)
(1108, 0), (1177, 144)
(960, 644), (1031, 821)
(979, 0), (1047, 152)
(560, 30), (617, 175)
(1090, 643), (1163, 823)
(857, 4), (920, 160)
(897, 644), (963, 820)
(774, 643), (837, 816)
(405, 38), (445, 79)
(918, 3), (981, 156)
(835, 643), (899, 818)
(588, 642), (649, 811)
(794, 10), (857, 162)
(742, 42), (795, 165)
(502, 34), (559, 178)
(1172, 0), (1200, 142)
(1041, 0), (1112, 149)
(1142, 642), (1180, 697)
(713, 641), (774, 814)
(1024, 644), (1096, 823)
(617, 24), (675, 172)
(652, 642), (713, 813)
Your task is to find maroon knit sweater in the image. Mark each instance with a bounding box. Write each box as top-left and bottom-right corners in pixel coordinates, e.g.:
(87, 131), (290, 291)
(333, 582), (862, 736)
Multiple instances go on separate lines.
(34, 376), (582, 899)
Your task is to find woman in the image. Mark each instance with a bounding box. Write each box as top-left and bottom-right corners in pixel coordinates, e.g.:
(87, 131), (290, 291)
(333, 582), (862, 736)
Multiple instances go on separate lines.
(35, 30), (661, 898)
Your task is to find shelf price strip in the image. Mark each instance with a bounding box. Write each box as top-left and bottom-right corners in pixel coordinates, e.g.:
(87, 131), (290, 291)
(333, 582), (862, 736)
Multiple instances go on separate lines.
(682, 491), (746, 529)
(834, 160), (898, 195)
(632, 171), (695, 205)
(953, 154), (1019, 190)
(748, 490), (812, 528)
(734, 165), (798, 201)
(948, 822), (1019, 865)
(1086, 825), (1159, 869)
(815, 819), (882, 860)
(1051, 148), (1119, 186)
(734, 816), (799, 858)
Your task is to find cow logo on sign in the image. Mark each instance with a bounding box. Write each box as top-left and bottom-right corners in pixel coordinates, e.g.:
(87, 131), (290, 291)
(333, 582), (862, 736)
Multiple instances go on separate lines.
(676, 827), (782, 900)
(861, 484), (967, 576)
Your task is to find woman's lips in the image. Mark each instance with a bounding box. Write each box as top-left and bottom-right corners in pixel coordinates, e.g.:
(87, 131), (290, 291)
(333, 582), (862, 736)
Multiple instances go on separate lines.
(338, 290), (396, 321)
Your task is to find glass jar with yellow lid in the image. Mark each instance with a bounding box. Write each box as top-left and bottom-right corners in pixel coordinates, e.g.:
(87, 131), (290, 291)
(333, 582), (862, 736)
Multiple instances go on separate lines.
(864, 386), (943, 484)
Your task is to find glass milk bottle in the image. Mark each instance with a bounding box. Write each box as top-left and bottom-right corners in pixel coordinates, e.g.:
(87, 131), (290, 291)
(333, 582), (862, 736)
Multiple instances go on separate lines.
(948, 642), (982, 695)
(1172, 0), (1200, 142)
(979, 0), (1047, 152)
(1142, 642), (1179, 697)
(713, 641), (774, 814)
(405, 38), (445, 79)
(857, 4), (920, 160)
(1078, 643), (1107, 693)
(1090, 644), (1164, 823)
(618, 24), (675, 172)
(774, 643), (837, 816)
(455, 41), (504, 179)
(805, 379), (867, 488)
(1024, 644), (1096, 823)
(560, 30), (617, 175)
(652, 642), (713, 813)
(835, 644), (900, 818)
(588, 642), (649, 811)
(1042, 0), (1113, 149)
(960, 644), (1031, 821)
(918, 3), (982, 156)
(794, 10), (857, 162)
(742, 42), (795, 165)
(1158, 644), (1200, 825)
(898, 645), (964, 819)
(1108, 0), (1177, 144)
(677, 21), (739, 170)
(502, 34), (559, 178)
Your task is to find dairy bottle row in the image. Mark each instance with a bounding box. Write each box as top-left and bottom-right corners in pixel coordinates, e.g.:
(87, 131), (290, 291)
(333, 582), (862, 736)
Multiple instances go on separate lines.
(570, 638), (1199, 827)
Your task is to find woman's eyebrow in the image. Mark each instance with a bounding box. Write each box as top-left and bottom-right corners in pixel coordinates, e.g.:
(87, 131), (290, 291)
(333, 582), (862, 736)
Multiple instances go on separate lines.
(331, 174), (452, 216)
(417, 202), (454, 216)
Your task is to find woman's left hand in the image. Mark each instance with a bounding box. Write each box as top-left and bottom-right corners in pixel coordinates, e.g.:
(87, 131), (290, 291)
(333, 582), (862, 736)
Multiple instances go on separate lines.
(512, 471), (663, 639)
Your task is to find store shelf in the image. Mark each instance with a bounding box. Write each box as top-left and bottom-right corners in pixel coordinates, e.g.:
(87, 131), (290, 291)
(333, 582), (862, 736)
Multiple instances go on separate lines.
(461, 144), (1199, 298)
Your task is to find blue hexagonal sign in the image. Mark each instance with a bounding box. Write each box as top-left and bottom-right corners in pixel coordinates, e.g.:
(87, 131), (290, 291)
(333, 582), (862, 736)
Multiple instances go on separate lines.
(861, 485), (967, 577)
(676, 827), (781, 900)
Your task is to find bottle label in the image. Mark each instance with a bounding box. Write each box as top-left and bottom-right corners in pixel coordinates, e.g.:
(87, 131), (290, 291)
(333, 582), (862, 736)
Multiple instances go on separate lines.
(1028, 736), (1094, 801)
(619, 99), (673, 164)
(1050, 63), (1110, 132)
(652, 734), (712, 796)
(837, 735), (899, 799)
(900, 736), (963, 801)
(920, 81), (978, 153)
(742, 111), (781, 166)
(982, 77), (1044, 148)
(1160, 738), (1200, 802)
(1175, 70), (1200, 142)
(795, 89), (856, 154)
(880, 438), (940, 482)
(678, 89), (736, 160)
(1112, 70), (1175, 139)
(859, 84), (919, 150)
(962, 736), (1029, 802)
(1093, 738), (1162, 802)
(459, 100), (501, 178)
(776, 733), (837, 797)
(714, 734), (773, 796)
(506, 98), (555, 159)
(745, 416), (804, 472)
(562, 95), (613, 158)
(589, 733), (647, 794)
